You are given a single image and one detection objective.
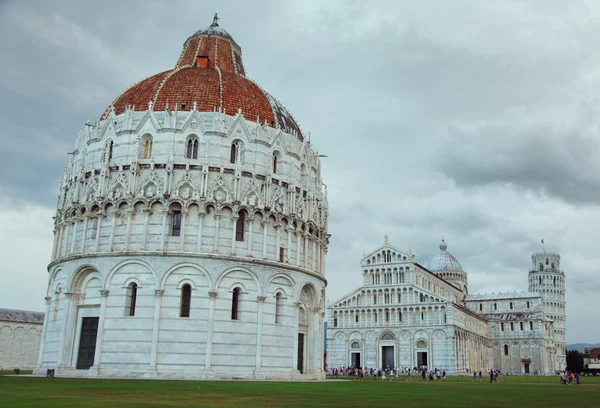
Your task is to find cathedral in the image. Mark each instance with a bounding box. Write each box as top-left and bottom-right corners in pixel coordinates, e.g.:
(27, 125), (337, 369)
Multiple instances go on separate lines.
(326, 238), (566, 375)
(35, 16), (329, 380)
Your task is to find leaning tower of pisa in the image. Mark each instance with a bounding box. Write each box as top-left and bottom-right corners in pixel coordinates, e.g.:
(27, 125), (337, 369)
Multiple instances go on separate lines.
(528, 251), (566, 371)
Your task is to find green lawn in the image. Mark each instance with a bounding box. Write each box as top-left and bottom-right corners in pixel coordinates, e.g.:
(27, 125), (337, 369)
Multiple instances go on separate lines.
(0, 376), (597, 408)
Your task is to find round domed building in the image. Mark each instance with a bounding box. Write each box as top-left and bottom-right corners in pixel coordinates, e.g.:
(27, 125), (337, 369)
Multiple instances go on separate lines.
(427, 239), (468, 294)
(35, 15), (329, 380)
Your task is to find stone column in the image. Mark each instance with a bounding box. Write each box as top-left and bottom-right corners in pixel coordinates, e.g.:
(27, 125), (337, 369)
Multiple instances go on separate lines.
(312, 240), (316, 271)
(57, 292), (79, 368)
(63, 221), (71, 257)
(108, 210), (119, 251)
(213, 214), (221, 253)
(230, 214), (239, 255)
(70, 218), (79, 255)
(142, 208), (151, 250)
(261, 220), (268, 259)
(255, 296), (266, 370)
(303, 233), (309, 268)
(150, 290), (164, 370)
(286, 226), (293, 263)
(52, 226), (61, 260)
(196, 212), (205, 252)
(94, 211), (105, 252)
(274, 224), (281, 261)
(295, 231), (301, 267)
(93, 290), (109, 373)
(124, 209), (134, 250)
(205, 291), (218, 369)
(160, 210), (168, 251)
(36, 296), (52, 368)
(292, 302), (301, 371)
(247, 215), (254, 256)
(179, 209), (188, 251)
(80, 216), (89, 253)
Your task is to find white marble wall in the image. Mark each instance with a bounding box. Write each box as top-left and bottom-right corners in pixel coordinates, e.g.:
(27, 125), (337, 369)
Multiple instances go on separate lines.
(0, 321), (42, 370)
(36, 255), (326, 380)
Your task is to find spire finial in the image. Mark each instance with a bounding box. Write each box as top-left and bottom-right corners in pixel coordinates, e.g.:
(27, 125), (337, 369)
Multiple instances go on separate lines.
(212, 13), (219, 26)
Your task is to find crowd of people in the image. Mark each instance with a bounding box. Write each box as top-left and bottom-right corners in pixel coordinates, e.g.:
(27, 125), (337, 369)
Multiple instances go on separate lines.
(329, 366), (447, 381)
(328, 366), (586, 385)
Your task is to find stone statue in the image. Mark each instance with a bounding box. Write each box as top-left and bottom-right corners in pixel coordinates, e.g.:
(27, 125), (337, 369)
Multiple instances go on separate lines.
(181, 187), (191, 200)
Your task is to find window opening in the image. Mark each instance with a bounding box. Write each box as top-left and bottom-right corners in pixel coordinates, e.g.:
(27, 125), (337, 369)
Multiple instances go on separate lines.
(180, 284), (191, 317)
(126, 282), (138, 316)
(231, 287), (240, 320)
(235, 212), (245, 242)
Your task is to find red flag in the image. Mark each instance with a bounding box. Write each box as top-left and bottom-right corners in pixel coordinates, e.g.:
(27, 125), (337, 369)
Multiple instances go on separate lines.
(541, 239), (544, 244)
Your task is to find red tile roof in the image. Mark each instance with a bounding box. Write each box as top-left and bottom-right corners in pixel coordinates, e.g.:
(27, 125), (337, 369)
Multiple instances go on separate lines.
(101, 22), (304, 140)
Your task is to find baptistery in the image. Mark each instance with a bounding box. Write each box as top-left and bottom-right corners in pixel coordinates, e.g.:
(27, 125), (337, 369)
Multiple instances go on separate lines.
(36, 15), (329, 380)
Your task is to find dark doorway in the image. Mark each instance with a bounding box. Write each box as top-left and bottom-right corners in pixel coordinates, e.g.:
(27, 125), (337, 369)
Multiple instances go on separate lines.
(524, 363), (530, 374)
(76, 317), (99, 369)
(297, 333), (305, 374)
(417, 351), (428, 368)
(351, 352), (361, 368)
(381, 346), (394, 369)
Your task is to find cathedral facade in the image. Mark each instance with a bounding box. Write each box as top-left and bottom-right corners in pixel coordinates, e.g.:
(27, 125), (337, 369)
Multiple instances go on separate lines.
(35, 16), (328, 380)
(326, 239), (566, 375)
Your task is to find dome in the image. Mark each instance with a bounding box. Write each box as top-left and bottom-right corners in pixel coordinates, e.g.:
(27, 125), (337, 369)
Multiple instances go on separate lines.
(102, 14), (304, 140)
(428, 239), (464, 273)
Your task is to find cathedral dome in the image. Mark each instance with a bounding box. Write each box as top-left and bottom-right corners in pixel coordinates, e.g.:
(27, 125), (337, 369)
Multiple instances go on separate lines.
(102, 14), (304, 140)
(428, 239), (463, 273)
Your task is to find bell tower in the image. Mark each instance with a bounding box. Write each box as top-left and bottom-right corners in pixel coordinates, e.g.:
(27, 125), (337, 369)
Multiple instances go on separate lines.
(528, 250), (566, 371)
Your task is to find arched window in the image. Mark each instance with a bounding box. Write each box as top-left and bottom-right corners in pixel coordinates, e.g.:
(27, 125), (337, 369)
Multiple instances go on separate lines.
(546, 258), (549, 265)
(140, 135), (153, 159)
(333, 318), (338, 327)
(373, 294), (377, 304)
(180, 284), (191, 317)
(509, 302), (513, 310)
(126, 282), (138, 316)
(231, 287), (241, 320)
(385, 311), (390, 322)
(279, 246), (285, 262)
(539, 264), (543, 271)
(526, 301), (530, 308)
(479, 303), (483, 311)
(230, 143), (238, 164)
(272, 152), (278, 174)
(520, 322), (523, 331)
(186, 138), (199, 159)
(493, 303), (497, 311)
(504, 344), (509, 355)
(235, 211), (246, 242)
(539, 276), (542, 284)
(171, 207), (182, 236)
(553, 277), (556, 286)
(399, 311), (403, 322)
(275, 292), (283, 323)
(529, 321), (533, 330)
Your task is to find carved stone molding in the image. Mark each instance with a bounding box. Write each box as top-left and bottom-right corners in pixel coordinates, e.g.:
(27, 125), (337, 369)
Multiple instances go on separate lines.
(100, 290), (110, 297)
(44, 296), (52, 305)
(209, 291), (218, 298)
(155, 289), (164, 297)
(256, 296), (266, 303)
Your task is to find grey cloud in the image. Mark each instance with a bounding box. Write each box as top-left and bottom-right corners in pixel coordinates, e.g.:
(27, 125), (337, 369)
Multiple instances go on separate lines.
(438, 113), (600, 204)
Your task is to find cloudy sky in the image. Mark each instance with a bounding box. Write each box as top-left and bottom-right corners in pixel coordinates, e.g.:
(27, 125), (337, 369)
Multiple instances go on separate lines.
(1, 0), (599, 343)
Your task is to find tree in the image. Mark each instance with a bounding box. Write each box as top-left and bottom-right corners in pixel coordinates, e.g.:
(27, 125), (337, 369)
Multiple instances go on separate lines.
(566, 349), (584, 372)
